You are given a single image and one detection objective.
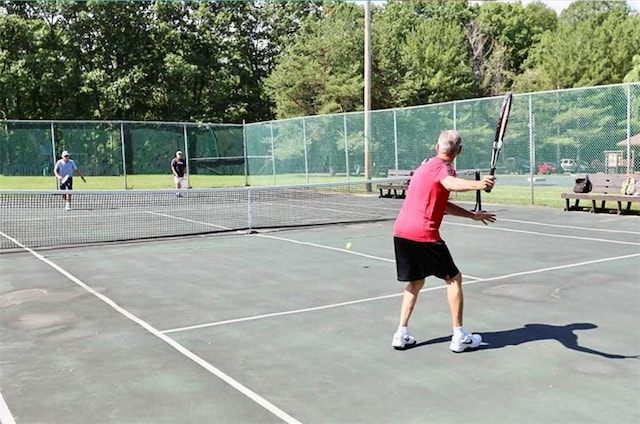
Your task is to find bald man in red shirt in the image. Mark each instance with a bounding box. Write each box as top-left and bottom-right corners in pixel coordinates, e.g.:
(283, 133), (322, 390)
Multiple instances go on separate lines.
(392, 130), (496, 352)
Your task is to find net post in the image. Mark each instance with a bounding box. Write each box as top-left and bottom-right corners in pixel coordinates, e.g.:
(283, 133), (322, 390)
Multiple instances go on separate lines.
(247, 187), (253, 232)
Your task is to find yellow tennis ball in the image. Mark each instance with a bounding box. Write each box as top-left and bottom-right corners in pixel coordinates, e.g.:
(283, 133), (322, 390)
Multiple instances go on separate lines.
(346, 242), (353, 250)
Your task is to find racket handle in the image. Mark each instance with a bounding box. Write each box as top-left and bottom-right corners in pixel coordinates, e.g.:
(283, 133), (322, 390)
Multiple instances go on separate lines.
(484, 168), (496, 193)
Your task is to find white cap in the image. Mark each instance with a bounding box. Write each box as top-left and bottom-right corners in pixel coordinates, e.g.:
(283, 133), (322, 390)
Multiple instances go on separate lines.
(176, 151), (183, 155)
(62, 151), (70, 157)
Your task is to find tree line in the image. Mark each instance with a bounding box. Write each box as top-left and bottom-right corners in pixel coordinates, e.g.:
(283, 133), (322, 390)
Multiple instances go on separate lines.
(1, 0), (639, 123)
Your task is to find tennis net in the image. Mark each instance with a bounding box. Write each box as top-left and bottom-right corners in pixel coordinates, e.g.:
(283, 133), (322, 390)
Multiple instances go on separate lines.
(0, 179), (405, 250)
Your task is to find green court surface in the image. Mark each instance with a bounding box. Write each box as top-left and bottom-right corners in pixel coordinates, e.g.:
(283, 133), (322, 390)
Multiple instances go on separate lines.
(1, 204), (639, 424)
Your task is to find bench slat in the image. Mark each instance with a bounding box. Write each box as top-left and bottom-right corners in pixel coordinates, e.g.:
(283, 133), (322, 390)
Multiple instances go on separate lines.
(561, 173), (639, 214)
(378, 169), (414, 199)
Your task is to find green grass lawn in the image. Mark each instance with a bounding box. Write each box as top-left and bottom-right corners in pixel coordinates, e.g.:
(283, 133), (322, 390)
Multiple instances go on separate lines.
(0, 174), (366, 190)
(452, 185), (567, 208)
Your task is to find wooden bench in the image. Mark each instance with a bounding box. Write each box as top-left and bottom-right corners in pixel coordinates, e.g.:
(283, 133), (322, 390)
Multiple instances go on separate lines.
(561, 173), (640, 215)
(377, 169), (414, 199)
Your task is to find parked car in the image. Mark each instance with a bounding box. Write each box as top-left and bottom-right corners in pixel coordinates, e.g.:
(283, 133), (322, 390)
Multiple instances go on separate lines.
(537, 162), (557, 174)
(560, 158), (588, 173)
(505, 157), (531, 174)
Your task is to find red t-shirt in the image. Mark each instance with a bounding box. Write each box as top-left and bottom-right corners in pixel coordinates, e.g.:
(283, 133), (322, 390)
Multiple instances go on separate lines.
(393, 157), (456, 242)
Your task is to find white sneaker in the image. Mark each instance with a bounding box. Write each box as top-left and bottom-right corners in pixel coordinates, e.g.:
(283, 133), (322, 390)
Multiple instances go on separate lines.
(392, 331), (416, 350)
(65, 203), (71, 211)
(449, 333), (482, 353)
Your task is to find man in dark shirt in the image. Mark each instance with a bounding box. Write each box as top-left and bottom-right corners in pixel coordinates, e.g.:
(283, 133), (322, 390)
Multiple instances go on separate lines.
(171, 151), (188, 197)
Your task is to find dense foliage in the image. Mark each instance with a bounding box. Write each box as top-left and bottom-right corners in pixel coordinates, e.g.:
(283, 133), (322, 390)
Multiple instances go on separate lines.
(1, 0), (639, 122)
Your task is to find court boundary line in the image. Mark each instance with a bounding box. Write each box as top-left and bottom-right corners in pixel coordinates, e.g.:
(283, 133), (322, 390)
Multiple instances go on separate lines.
(144, 211), (231, 230)
(162, 251), (640, 334)
(257, 232), (483, 294)
(0, 230), (302, 424)
(255, 233), (486, 277)
(499, 218), (640, 235)
(0, 392), (16, 424)
(446, 222), (640, 246)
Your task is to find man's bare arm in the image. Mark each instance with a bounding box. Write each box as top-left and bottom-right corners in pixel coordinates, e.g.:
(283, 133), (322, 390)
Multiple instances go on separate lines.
(441, 175), (495, 192)
(446, 202), (496, 225)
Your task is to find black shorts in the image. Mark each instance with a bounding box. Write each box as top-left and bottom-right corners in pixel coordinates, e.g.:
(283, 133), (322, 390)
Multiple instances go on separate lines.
(394, 236), (460, 282)
(59, 177), (73, 190)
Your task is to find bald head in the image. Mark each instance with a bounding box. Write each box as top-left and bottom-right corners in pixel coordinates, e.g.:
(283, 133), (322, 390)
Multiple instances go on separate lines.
(437, 130), (462, 154)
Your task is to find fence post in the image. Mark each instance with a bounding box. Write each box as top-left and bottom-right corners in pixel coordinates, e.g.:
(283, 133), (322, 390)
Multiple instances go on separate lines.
(393, 109), (398, 170)
(50, 122), (57, 189)
(303, 119), (309, 183)
(452, 101), (457, 171)
(183, 124), (190, 187)
(343, 114), (350, 182)
(120, 121), (127, 189)
(243, 119), (249, 186)
(529, 94), (534, 205)
(626, 84), (632, 174)
(270, 122), (276, 185)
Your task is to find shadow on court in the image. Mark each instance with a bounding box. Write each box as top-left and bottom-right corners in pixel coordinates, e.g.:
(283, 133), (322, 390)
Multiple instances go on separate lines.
(413, 322), (640, 359)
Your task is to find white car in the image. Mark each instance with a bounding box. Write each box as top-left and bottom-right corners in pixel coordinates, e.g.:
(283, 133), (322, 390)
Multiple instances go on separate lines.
(560, 158), (588, 173)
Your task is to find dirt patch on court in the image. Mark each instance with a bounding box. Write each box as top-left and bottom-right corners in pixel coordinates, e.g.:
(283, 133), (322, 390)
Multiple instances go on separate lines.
(8, 311), (76, 331)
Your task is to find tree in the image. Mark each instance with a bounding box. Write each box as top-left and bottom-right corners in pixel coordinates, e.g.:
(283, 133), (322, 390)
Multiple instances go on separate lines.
(521, 1), (640, 90)
(265, 2), (363, 118)
(472, 1), (556, 95)
(396, 18), (476, 105)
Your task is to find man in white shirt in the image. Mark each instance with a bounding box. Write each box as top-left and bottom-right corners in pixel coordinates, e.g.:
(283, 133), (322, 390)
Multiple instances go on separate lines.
(54, 150), (86, 210)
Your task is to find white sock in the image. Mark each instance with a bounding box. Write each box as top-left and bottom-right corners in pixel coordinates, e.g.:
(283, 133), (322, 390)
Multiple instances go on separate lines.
(453, 326), (467, 339)
(398, 325), (408, 335)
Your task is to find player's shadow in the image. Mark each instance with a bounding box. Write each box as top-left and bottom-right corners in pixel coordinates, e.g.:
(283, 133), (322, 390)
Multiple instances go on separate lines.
(414, 323), (639, 359)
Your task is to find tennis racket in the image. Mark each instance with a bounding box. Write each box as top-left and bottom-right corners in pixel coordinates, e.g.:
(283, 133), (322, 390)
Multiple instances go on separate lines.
(81, 176), (86, 183)
(486, 91), (513, 193)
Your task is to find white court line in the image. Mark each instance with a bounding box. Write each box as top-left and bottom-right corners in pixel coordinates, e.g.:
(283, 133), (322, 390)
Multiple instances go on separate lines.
(0, 231), (301, 424)
(256, 233), (483, 279)
(162, 252), (640, 335)
(499, 218), (640, 235)
(144, 211), (231, 230)
(161, 279), (481, 334)
(446, 222), (640, 246)
(0, 392), (16, 424)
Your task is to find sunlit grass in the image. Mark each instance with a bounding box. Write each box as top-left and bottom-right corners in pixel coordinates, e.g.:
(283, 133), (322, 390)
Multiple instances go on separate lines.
(2, 174), (638, 212)
(0, 174), (368, 190)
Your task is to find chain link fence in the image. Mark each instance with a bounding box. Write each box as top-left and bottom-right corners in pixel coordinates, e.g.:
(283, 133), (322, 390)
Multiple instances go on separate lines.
(2, 83), (638, 203)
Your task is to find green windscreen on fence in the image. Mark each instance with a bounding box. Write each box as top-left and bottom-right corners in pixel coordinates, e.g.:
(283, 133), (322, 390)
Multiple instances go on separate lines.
(3, 83), (639, 195)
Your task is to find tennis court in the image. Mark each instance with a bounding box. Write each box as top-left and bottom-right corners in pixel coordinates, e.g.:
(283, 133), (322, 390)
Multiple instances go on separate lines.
(1, 186), (639, 424)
